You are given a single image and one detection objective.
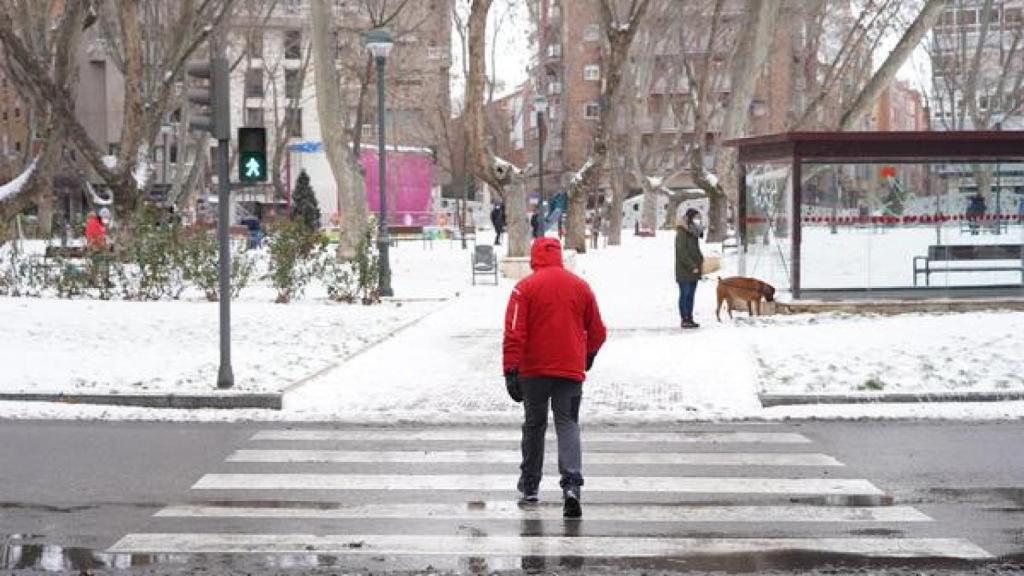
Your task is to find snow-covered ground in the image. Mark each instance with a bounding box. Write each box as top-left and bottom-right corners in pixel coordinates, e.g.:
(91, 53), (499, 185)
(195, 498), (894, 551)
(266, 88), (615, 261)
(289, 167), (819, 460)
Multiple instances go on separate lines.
(0, 241), (469, 396)
(0, 230), (1022, 422)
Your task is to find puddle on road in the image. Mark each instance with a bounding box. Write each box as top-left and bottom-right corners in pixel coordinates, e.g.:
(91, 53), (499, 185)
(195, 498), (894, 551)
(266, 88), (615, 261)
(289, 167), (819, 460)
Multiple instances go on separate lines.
(0, 539), (1011, 574)
(0, 539), (186, 572)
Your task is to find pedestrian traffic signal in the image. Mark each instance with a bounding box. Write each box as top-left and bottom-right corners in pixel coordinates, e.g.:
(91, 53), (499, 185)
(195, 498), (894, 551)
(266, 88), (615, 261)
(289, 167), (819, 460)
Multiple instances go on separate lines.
(185, 54), (230, 139)
(238, 127), (268, 183)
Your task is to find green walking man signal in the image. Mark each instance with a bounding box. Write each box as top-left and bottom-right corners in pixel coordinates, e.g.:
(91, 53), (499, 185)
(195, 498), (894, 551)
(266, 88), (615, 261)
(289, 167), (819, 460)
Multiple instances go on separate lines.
(238, 127), (268, 183)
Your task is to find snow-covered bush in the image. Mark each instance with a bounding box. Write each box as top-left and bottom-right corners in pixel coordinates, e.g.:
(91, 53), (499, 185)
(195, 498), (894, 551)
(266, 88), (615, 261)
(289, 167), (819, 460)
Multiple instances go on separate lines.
(179, 230), (255, 301)
(265, 220), (322, 303)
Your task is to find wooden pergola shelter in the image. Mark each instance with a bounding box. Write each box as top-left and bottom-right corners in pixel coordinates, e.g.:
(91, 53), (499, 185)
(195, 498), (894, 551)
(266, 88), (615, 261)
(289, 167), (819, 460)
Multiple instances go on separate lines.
(725, 131), (1024, 299)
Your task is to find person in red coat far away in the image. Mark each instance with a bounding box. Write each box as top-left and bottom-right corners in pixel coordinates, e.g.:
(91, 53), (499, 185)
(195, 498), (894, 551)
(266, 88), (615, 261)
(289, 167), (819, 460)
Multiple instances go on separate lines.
(502, 236), (607, 518)
(84, 209), (107, 248)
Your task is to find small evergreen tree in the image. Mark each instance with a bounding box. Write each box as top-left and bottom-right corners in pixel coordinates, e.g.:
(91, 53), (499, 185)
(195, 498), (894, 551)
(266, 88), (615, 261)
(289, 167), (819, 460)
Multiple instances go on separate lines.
(291, 169), (321, 231)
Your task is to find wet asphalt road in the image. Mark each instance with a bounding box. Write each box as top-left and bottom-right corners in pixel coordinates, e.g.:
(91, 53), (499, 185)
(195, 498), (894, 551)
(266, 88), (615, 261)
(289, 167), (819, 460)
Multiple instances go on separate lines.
(0, 418), (1023, 575)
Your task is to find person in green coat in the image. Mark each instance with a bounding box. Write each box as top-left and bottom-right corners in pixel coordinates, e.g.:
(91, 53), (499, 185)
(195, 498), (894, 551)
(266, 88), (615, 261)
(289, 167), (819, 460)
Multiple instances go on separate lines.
(675, 208), (704, 329)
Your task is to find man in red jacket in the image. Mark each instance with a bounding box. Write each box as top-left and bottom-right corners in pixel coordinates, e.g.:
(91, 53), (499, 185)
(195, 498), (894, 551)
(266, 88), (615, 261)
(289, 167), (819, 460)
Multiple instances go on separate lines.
(503, 236), (606, 518)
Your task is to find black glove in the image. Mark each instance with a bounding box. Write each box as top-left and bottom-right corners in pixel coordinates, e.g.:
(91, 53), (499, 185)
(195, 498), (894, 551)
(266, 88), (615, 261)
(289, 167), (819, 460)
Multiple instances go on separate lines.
(586, 351), (597, 371)
(505, 369), (523, 403)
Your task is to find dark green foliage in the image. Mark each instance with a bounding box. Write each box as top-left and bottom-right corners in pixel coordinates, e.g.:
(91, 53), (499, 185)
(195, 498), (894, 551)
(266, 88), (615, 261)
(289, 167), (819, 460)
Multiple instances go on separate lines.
(291, 169), (321, 231)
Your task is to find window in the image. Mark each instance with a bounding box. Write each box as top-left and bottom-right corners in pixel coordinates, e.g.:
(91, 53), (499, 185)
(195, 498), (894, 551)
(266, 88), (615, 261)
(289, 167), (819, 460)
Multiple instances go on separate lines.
(285, 69), (301, 99)
(245, 69), (263, 98)
(286, 107), (303, 137)
(584, 102), (600, 119)
(1006, 8), (1022, 23)
(284, 30), (302, 60)
(583, 23), (600, 41)
(2, 111), (6, 121)
(584, 64), (600, 81)
(14, 141), (20, 152)
(427, 44), (446, 60)
(961, 9), (977, 25)
(247, 34), (263, 60)
(547, 43), (561, 58)
(361, 123), (374, 140)
(13, 107), (19, 118)
(245, 107), (264, 127)
(548, 81), (562, 95)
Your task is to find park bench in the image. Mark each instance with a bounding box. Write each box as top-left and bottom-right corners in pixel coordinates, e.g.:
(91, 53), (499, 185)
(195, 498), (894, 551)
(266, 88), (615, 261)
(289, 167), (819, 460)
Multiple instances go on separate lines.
(44, 246), (88, 259)
(471, 244), (499, 285)
(387, 225), (433, 249)
(913, 244), (1024, 286)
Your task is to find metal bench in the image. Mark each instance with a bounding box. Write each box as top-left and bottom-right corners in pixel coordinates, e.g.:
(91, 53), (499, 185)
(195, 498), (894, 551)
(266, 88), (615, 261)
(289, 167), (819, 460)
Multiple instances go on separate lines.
(913, 244), (1024, 286)
(471, 244), (499, 285)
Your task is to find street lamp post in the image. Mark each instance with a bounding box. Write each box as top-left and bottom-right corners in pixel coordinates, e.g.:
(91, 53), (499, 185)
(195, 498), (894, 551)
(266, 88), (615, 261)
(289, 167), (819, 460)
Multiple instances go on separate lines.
(367, 28), (394, 297)
(994, 115), (1004, 235)
(533, 95), (548, 235)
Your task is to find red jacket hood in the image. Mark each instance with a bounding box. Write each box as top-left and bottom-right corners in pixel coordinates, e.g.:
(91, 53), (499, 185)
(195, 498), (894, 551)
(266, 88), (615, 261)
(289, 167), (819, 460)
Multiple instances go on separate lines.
(530, 237), (563, 270)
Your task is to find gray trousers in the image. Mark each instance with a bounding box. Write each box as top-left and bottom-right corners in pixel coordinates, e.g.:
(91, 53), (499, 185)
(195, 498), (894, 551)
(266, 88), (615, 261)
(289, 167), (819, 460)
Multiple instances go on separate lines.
(518, 377), (583, 492)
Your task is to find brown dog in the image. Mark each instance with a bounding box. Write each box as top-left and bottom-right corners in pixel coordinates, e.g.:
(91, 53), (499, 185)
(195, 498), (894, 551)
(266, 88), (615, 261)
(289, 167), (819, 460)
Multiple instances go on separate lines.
(716, 277), (776, 321)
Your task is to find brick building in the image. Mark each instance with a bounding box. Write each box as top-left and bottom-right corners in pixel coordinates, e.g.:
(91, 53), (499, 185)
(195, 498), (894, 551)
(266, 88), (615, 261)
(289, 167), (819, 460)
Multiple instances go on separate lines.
(519, 1), (881, 205)
(223, 0), (453, 221)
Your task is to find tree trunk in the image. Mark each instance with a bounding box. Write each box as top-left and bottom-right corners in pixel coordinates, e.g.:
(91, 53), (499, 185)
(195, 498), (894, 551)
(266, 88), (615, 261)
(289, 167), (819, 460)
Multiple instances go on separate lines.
(564, 0), (652, 253)
(465, 0), (531, 258)
(310, 0), (368, 261)
(706, 0), (780, 242)
(662, 192), (684, 229)
(506, 178), (529, 258)
(607, 138), (625, 245)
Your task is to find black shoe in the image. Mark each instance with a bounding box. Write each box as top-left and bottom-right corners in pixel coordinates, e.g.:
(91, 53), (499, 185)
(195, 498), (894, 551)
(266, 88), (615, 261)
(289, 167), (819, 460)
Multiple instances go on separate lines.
(562, 486), (582, 518)
(519, 489), (539, 504)
(681, 319), (699, 329)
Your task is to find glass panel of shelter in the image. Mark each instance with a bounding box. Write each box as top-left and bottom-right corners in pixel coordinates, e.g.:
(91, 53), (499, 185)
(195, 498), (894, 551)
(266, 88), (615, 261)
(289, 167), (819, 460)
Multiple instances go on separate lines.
(794, 160), (1024, 296)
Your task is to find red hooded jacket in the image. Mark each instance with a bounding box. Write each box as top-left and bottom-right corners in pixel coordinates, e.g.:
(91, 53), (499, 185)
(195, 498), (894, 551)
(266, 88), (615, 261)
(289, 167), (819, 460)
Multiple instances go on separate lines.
(503, 237), (607, 382)
(85, 213), (106, 248)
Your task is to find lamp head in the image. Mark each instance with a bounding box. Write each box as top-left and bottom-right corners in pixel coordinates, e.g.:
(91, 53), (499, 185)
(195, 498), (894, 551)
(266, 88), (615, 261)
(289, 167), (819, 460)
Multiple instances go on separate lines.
(365, 28), (394, 59)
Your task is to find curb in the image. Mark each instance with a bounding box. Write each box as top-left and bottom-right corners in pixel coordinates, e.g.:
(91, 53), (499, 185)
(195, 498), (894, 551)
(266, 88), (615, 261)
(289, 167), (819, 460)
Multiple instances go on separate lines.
(0, 392), (282, 410)
(760, 391), (1024, 407)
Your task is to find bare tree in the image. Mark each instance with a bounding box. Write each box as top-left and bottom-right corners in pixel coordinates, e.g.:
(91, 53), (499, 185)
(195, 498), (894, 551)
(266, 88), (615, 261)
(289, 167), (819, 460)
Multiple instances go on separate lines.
(464, 0), (530, 258)
(563, 0), (651, 254)
(0, 0), (238, 219)
(310, 0), (368, 260)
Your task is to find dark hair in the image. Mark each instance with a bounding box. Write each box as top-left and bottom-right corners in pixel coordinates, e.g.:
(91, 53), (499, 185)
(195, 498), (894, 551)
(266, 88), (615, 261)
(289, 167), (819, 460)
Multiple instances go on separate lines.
(685, 208), (700, 220)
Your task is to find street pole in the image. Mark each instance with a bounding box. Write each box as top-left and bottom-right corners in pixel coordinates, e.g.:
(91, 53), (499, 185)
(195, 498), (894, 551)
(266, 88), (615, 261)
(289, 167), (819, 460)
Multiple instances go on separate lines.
(996, 120), (1003, 235)
(213, 45), (233, 390)
(533, 95), (548, 236)
(367, 29), (394, 297)
(375, 54), (393, 297)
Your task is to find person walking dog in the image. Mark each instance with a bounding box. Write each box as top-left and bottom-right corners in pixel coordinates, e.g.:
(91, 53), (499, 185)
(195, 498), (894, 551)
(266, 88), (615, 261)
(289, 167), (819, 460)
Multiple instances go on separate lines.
(502, 237), (606, 518)
(675, 208), (705, 329)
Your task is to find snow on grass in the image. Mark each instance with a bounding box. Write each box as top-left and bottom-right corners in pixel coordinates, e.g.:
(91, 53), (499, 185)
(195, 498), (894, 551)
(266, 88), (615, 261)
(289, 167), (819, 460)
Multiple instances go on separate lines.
(752, 311), (1024, 396)
(0, 240), (474, 396)
(1, 229), (1023, 422)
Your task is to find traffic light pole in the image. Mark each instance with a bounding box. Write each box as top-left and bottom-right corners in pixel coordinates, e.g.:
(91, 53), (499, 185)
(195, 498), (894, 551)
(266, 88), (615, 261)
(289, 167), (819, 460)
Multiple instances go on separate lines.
(213, 50), (234, 390)
(216, 132), (233, 389)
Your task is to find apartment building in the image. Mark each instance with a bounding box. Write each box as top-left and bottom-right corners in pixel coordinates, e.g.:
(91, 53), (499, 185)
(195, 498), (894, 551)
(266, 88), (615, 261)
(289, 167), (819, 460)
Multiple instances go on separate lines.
(226, 0), (453, 220)
(519, 0), (881, 203)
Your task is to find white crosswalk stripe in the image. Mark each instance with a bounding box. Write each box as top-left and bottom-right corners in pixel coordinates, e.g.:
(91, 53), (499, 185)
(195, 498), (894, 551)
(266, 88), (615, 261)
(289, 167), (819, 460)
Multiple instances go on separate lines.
(250, 429), (813, 444)
(157, 502), (931, 523)
(227, 449), (843, 467)
(108, 533), (992, 559)
(192, 473), (884, 495)
(108, 426), (993, 564)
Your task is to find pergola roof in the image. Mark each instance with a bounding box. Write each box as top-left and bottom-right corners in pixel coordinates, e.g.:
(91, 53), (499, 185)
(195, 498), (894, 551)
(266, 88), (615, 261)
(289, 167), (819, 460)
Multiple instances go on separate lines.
(725, 131), (1024, 164)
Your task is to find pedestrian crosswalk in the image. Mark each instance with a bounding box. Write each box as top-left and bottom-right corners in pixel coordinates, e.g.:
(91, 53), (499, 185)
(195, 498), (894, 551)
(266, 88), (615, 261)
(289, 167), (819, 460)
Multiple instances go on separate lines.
(108, 425), (992, 570)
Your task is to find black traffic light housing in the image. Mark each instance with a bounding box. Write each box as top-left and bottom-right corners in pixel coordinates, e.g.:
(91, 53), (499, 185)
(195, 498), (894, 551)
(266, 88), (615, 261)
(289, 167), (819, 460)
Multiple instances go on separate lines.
(238, 127), (268, 183)
(186, 55), (230, 140)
